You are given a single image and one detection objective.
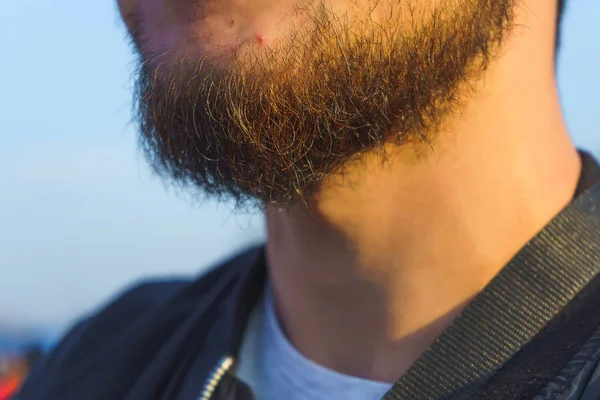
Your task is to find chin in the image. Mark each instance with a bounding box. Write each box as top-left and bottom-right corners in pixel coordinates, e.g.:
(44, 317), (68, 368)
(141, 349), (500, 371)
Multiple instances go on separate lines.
(118, 0), (310, 65)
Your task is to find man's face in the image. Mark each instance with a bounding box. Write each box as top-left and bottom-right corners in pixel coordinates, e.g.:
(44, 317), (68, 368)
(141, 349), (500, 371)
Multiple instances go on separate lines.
(118, 0), (513, 206)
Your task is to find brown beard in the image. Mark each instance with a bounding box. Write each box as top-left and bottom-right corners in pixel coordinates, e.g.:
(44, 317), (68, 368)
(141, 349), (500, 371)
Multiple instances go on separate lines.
(133, 0), (513, 207)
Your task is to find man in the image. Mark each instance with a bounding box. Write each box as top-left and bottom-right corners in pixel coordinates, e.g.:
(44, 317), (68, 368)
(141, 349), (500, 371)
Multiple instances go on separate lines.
(15, 0), (600, 399)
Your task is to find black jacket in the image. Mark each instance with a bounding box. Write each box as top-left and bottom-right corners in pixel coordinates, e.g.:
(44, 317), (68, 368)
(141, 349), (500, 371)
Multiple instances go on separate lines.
(15, 156), (600, 400)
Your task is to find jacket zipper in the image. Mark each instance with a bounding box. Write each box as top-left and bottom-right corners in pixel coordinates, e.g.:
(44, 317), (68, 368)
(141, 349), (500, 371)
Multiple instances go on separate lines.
(198, 356), (235, 400)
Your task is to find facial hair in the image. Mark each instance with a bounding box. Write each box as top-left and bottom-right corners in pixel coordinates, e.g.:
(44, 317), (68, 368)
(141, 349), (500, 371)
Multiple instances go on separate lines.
(133, 0), (514, 207)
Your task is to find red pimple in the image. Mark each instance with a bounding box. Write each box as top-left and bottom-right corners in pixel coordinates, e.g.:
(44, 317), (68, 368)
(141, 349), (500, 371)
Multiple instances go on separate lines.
(256, 34), (264, 45)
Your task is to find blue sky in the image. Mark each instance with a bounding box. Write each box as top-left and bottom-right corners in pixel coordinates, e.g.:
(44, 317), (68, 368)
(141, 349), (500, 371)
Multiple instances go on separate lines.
(1, 1), (599, 334)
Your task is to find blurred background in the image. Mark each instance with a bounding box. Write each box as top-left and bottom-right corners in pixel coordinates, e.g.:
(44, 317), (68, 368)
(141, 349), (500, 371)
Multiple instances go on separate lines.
(0, 0), (599, 395)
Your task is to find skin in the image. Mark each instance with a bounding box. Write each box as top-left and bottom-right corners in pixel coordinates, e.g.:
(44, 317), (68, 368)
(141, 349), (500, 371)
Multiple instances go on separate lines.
(119, 0), (443, 61)
(118, 0), (580, 383)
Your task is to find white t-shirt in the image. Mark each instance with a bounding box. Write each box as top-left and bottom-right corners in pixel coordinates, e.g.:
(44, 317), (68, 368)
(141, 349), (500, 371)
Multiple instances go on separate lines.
(235, 287), (392, 400)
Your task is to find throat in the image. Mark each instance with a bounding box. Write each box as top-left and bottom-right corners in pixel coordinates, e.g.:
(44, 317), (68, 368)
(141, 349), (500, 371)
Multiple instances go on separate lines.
(265, 203), (494, 382)
(264, 134), (580, 381)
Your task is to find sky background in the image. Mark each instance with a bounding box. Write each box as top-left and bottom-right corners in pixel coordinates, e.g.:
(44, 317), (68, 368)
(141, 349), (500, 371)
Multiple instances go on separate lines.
(1, 0), (599, 336)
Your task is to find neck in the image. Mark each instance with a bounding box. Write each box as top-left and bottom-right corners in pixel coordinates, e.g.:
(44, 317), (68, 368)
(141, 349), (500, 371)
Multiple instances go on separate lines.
(264, 2), (581, 383)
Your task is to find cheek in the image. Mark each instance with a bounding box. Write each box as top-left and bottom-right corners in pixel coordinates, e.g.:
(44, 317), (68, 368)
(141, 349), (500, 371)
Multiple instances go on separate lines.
(123, 0), (318, 62)
(117, 0), (138, 34)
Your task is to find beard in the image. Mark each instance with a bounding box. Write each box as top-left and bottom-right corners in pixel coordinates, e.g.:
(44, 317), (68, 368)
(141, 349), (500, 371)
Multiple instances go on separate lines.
(133, 0), (513, 207)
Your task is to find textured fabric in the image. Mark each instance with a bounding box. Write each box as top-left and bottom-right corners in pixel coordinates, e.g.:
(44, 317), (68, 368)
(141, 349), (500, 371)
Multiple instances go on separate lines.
(235, 287), (392, 400)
